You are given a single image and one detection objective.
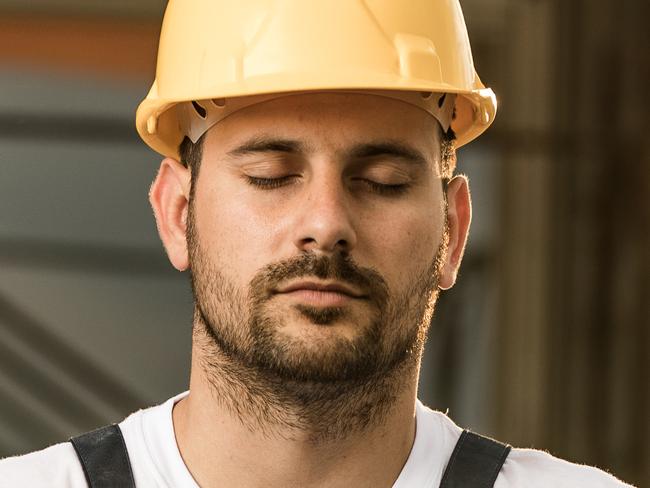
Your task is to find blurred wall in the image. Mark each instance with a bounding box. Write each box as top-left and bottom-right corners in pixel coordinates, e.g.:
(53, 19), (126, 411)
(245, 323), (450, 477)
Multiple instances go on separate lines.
(0, 4), (193, 454)
(0, 1), (647, 485)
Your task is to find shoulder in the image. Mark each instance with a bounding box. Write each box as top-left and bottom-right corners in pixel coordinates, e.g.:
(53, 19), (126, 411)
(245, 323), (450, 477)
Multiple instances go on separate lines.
(497, 447), (634, 488)
(0, 392), (187, 488)
(0, 441), (87, 488)
(415, 402), (633, 487)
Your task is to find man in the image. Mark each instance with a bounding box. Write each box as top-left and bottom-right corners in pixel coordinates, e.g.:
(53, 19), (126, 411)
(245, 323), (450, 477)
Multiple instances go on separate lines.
(0, 1), (633, 487)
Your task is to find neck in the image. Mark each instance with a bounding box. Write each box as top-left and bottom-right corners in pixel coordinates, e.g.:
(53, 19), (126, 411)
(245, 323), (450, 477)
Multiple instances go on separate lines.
(173, 326), (422, 488)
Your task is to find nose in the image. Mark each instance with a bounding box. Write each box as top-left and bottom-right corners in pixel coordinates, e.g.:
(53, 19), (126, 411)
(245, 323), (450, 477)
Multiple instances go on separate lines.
(293, 177), (358, 254)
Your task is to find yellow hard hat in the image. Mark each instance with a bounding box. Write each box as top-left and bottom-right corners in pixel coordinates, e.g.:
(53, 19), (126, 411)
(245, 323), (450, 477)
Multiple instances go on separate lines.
(136, 0), (497, 160)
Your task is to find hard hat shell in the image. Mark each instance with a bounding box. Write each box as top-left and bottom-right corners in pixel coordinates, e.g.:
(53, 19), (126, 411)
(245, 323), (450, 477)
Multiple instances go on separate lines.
(136, 0), (497, 160)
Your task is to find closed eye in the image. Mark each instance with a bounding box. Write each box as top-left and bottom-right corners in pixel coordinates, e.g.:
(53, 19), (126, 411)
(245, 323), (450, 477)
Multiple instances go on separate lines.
(356, 179), (410, 196)
(245, 175), (297, 189)
(245, 175), (410, 196)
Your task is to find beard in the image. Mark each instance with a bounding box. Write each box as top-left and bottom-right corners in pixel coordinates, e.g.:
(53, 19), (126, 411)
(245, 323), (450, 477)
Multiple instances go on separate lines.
(187, 207), (449, 441)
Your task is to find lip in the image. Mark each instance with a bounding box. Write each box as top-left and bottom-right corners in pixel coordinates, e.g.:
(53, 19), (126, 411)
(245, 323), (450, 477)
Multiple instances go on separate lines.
(275, 280), (366, 299)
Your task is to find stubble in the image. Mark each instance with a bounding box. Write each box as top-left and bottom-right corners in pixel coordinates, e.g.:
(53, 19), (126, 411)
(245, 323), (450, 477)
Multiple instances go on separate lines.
(187, 205), (448, 443)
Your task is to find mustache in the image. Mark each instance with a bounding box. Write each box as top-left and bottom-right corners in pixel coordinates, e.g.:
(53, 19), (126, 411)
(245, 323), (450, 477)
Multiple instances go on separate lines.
(249, 252), (390, 305)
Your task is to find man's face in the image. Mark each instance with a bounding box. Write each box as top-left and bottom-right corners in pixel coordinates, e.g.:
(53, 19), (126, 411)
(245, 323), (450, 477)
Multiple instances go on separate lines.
(187, 93), (449, 384)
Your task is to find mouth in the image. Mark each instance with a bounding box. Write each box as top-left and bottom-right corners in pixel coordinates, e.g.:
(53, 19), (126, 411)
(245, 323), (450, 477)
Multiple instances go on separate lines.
(273, 280), (367, 307)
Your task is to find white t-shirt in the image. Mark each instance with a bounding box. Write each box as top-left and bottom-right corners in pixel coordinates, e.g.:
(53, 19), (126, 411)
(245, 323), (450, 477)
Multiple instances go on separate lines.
(0, 392), (633, 487)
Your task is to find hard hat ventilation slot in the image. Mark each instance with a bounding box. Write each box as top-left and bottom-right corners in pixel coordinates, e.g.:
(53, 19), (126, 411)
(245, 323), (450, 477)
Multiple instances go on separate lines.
(211, 98), (226, 107)
(438, 94), (447, 108)
(421, 91), (432, 99)
(191, 101), (207, 119)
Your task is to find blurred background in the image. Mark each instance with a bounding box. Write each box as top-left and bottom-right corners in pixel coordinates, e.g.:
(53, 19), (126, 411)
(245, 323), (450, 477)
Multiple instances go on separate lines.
(0, 0), (647, 485)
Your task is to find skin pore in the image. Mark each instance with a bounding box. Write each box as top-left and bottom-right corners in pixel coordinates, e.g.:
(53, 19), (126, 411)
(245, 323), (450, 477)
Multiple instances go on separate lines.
(149, 93), (471, 488)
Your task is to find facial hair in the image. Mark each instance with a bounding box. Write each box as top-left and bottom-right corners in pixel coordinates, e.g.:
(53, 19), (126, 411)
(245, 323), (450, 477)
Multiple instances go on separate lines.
(187, 208), (449, 442)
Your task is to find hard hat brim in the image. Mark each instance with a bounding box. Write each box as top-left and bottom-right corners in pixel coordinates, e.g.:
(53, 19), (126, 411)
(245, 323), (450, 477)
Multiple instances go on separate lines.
(136, 79), (496, 160)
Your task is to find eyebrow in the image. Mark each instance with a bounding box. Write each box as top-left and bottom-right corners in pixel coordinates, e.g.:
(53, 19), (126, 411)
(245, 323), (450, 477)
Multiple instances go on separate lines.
(227, 137), (305, 157)
(347, 141), (429, 167)
(226, 136), (428, 167)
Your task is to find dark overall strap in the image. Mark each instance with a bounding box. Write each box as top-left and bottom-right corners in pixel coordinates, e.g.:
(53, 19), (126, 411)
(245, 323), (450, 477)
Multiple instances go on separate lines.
(70, 424), (136, 488)
(439, 430), (511, 488)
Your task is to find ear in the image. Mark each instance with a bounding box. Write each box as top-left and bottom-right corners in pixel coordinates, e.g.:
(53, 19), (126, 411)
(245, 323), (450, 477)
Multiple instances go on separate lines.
(149, 157), (192, 271)
(439, 175), (472, 290)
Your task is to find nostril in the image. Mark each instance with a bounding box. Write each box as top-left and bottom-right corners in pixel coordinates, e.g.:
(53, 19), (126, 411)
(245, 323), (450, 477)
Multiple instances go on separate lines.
(298, 237), (350, 254)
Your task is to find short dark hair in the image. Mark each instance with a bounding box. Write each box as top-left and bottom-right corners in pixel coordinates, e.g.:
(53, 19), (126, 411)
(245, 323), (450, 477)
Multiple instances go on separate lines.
(179, 134), (205, 180)
(439, 127), (456, 188)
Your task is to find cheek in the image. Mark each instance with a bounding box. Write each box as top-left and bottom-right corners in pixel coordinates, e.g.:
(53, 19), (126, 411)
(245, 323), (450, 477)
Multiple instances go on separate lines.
(193, 181), (286, 283)
(361, 204), (444, 291)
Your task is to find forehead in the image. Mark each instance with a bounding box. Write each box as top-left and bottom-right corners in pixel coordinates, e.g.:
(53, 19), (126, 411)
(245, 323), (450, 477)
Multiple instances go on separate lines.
(203, 92), (441, 158)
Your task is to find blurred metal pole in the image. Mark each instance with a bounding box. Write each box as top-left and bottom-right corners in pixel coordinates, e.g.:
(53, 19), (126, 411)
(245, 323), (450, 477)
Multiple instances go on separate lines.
(493, 0), (555, 449)
(547, 0), (650, 485)
(491, 0), (649, 485)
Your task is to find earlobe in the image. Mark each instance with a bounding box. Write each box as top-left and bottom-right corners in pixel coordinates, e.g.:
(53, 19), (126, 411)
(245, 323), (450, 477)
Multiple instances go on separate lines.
(438, 175), (472, 290)
(149, 157), (192, 271)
